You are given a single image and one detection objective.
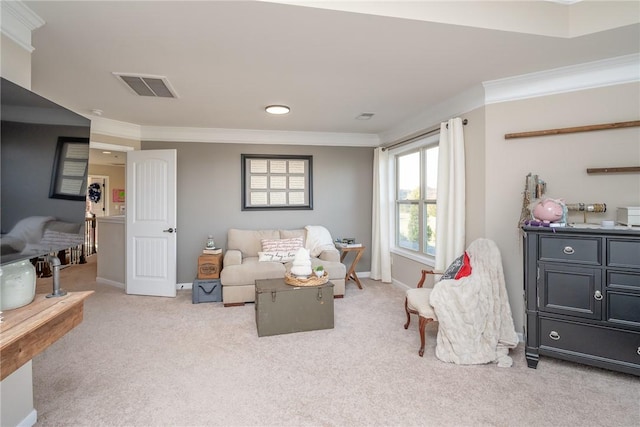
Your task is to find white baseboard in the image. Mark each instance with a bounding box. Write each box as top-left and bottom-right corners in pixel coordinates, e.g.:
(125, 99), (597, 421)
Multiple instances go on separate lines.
(391, 278), (411, 290)
(96, 277), (124, 289)
(177, 282), (192, 290)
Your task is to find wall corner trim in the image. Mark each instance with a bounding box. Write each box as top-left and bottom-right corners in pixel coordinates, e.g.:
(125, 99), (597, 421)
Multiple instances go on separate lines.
(483, 53), (640, 104)
(0, 1), (44, 53)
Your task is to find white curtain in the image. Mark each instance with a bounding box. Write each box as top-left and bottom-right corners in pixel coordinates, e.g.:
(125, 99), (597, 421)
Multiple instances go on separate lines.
(370, 147), (392, 282)
(435, 117), (466, 272)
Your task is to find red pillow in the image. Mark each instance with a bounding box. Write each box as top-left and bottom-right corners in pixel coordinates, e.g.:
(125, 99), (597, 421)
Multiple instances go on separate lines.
(441, 252), (472, 280)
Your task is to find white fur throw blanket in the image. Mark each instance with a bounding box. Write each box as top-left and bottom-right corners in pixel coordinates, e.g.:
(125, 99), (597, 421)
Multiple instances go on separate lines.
(429, 238), (519, 367)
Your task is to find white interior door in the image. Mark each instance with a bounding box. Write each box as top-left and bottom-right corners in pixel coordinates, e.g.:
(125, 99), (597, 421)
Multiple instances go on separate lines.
(126, 149), (177, 297)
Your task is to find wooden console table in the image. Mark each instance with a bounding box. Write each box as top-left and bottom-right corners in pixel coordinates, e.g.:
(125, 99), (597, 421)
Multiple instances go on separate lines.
(338, 246), (365, 289)
(0, 291), (93, 380)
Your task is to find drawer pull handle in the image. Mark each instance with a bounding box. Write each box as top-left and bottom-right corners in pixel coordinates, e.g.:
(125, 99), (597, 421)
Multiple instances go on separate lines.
(594, 290), (603, 301)
(563, 246), (575, 255)
(549, 331), (560, 341)
(637, 347), (640, 356)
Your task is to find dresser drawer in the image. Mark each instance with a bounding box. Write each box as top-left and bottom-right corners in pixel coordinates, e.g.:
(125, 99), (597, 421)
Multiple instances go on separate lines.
(607, 239), (640, 269)
(607, 291), (640, 328)
(540, 317), (640, 366)
(607, 271), (640, 291)
(539, 236), (601, 265)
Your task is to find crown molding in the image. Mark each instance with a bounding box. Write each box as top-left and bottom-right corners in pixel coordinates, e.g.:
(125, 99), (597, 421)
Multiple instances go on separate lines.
(88, 116), (142, 141)
(89, 141), (135, 152)
(89, 115), (379, 147)
(140, 126), (380, 147)
(0, 1), (44, 53)
(483, 53), (640, 105)
(89, 54), (638, 146)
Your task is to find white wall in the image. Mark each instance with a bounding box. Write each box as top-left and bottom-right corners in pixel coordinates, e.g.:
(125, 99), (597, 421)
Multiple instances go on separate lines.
(0, 29), (37, 427)
(485, 82), (640, 334)
(1, 34), (31, 89)
(391, 81), (640, 336)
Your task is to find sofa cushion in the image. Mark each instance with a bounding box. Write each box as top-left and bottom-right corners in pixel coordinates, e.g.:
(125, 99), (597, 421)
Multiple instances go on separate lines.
(46, 220), (83, 234)
(227, 229), (279, 258)
(279, 228), (306, 243)
(261, 237), (303, 252)
(220, 257), (286, 286)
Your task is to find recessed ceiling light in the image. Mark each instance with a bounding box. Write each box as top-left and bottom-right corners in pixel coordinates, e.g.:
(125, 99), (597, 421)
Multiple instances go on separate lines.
(102, 151), (112, 154)
(265, 105), (290, 115)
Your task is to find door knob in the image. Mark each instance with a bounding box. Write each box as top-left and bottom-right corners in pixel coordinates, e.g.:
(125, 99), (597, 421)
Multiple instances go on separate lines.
(163, 228), (175, 233)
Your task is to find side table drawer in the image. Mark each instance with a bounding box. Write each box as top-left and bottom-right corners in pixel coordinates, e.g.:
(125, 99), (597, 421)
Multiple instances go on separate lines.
(540, 317), (640, 366)
(539, 236), (601, 265)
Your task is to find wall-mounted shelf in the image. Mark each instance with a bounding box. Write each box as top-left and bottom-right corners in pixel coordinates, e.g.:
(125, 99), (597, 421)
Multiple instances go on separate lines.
(505, 120), (640, 139)
(586, 166), (640, 174)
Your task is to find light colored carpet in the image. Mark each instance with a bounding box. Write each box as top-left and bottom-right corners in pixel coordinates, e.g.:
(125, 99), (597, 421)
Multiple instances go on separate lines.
(32, 257), (639, 427)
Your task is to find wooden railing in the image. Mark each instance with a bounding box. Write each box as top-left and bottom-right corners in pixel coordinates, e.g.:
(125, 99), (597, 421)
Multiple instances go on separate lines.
(84, 216), (97, 258)
(34, 216), (98, 277)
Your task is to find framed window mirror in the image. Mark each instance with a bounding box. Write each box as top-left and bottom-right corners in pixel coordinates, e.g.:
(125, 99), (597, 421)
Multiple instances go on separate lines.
(49, 136), (90, 201)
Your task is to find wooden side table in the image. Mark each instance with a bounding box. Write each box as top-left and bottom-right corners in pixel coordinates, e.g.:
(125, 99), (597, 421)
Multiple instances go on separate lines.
(1, 291), (93, 380)
(338, 246), (365, 289)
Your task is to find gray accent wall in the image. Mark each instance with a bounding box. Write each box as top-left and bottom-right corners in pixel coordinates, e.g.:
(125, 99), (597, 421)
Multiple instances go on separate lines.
(142, 141), (373, 284)
(1, 121), (89, 232)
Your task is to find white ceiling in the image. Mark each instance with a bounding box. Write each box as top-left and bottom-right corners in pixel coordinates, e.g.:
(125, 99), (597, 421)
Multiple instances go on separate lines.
(18, 0), (640, 148)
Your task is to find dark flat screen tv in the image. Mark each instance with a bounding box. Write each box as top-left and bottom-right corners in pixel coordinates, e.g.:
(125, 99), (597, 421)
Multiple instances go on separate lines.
(1, 77), (91, 266)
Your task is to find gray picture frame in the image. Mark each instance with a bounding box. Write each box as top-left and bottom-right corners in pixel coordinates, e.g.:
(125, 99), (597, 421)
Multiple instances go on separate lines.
(241, 154), (313, 211)
(49, 136), (90, 201)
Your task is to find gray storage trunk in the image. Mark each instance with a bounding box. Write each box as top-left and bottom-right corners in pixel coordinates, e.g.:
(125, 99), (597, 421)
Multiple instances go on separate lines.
(192, 278), (222, 303)
(255, 278), (334, 337)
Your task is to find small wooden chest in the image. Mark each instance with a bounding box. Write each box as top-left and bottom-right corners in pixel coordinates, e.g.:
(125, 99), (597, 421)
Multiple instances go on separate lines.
(197, 254), (222, 279)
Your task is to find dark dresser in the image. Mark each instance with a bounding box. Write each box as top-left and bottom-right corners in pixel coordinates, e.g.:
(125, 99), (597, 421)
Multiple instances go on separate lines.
(522, 225), (640, 376)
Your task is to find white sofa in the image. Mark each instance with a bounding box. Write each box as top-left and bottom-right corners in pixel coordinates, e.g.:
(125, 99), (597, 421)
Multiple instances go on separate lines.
(1, 216), (84, 258)
(220, 226), (346, 306)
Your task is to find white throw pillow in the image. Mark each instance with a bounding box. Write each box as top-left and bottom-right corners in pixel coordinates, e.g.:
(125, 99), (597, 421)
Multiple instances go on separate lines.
(7, 216), (55, 244)
(258, 251), (298, 263)
(261, 237), (303, 252)
(304, 225), (335, 257)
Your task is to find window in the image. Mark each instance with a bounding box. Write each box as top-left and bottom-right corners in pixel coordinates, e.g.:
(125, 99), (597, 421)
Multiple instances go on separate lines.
(395, 139), (439, 258)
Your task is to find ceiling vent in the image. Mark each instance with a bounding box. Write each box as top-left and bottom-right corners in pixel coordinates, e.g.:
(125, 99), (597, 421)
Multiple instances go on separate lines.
(356, 112), (375, 120)
(113, 73), (178, 98)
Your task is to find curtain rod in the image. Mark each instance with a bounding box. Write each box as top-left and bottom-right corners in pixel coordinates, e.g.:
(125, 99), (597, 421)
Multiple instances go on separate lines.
(381, 118), (468, 152)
